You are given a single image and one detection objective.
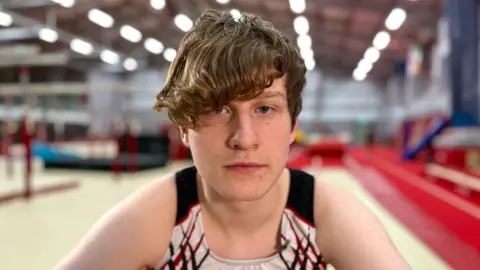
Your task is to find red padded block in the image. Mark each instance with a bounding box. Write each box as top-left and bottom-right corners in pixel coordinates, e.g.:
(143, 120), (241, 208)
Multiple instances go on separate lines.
(434, 148), (466, 169)
(307, 140), (345, 158)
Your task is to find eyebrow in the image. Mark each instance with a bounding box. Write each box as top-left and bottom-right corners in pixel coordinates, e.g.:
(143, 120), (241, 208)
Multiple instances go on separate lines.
(258, 91), (287, 100)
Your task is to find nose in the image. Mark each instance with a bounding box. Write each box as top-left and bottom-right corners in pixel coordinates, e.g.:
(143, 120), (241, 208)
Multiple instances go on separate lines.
(227, 112), (259, 150)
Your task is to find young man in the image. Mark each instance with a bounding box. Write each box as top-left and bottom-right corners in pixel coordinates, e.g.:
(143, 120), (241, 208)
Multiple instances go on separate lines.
(56, 10), (410, 270)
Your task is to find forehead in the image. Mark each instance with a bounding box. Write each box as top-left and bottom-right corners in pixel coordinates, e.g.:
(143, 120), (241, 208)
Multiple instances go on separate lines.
(224, 77), (287, 107)
(227, 78), (287, 106)
(256, 77), (287, 98)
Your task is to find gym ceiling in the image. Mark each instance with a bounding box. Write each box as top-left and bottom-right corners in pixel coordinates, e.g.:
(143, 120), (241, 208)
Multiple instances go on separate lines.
(0, 0), (443, 84)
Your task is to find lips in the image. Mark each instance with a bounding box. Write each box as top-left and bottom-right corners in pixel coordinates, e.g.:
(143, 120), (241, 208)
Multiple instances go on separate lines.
(225, 162), (265, 167)
(224, 162), (267, 173)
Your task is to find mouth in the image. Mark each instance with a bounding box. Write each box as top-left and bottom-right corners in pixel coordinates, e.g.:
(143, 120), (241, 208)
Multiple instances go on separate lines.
(224, 162), (267, 173)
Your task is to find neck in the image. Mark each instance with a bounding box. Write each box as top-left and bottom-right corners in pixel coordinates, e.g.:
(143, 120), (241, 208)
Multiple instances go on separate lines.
(198, 170), (289, 235)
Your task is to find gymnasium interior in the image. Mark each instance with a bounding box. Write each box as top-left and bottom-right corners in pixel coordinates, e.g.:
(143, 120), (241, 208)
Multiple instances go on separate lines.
(0, 0), (479, 269)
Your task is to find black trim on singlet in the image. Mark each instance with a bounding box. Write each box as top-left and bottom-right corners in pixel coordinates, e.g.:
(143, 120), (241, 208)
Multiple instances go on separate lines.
(174, 166), (199, 224)
(286, 168), (316, 226)
(174, 166), (316, 226)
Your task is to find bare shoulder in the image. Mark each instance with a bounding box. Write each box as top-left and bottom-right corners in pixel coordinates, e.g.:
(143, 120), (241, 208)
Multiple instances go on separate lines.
(55, 173), (178, 270)
(312, 177), (410, 270)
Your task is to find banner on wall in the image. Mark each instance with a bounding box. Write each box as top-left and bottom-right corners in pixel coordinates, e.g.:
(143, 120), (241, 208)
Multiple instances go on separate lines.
(403, 44), (425, 110)
(407, 45), (424, 77)
(446, 0), (479, 126)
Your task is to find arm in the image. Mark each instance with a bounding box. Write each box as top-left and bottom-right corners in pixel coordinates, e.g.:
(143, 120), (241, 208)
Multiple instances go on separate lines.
(313, 179), (411, 270)
(54, 175), (177, 270)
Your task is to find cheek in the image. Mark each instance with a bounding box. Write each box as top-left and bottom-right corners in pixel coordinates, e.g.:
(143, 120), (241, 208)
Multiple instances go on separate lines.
(262, 116), (292, 137)
(188, 131), (223, 159)
(261, 122), (293, 150)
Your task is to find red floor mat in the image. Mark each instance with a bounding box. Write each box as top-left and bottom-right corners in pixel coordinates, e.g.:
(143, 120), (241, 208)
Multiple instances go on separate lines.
(287, 147), (312, 169)
(346, 157), (480, 269)
(347, 147), (480, 269)
(423, 173), (480, 208)
(286, 147), (343, 169)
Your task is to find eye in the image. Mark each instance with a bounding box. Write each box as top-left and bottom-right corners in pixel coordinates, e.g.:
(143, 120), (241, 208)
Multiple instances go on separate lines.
(212, 107), (228, 115)
(257, 106), (273, 114)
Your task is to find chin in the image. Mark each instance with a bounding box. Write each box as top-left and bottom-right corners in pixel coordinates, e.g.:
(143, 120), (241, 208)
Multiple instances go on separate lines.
(222, 190), (269, 202)
(220, 177), (277, 202)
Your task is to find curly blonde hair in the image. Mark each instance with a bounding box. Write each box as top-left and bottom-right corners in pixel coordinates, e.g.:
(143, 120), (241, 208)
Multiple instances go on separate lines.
(153, 9), (306, 129)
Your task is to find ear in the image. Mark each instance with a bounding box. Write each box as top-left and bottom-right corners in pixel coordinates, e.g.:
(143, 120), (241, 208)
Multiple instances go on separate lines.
(289, 119), (298, 145)
(178, 126), (190, 147)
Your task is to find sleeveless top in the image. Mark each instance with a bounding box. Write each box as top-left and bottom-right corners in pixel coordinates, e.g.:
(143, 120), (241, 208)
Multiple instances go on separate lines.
(153, 166), (327, 270)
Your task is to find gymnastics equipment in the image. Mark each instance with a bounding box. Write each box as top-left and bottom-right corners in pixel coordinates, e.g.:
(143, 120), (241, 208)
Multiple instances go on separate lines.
(402, 117), (449, 160)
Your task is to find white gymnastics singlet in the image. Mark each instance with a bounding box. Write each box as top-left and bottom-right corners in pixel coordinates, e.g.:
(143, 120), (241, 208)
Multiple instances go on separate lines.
(151, 166), (327, 270)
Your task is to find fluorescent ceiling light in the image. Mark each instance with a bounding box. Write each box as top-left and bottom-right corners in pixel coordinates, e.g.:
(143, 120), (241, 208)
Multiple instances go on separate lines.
(120, 25), (143, 43)
(293, 16), (309, 35)
(297, 34), (312, 49)
(373, 31), (391, 50)
(39, 28), (58, 43)
(289, 0), (306, 14)
(51, 0), (75, 8)
(87, 9), (114, 28)
(174, 14), (193, 32)
(150, 0), (165, 10)
(385, 8), (407, 31)
(100, 49), (120, 65)
(144, 38), (164, 54)
(70, 38), (93, 55)
(357, 59), (373, 74)
(230, 9), (241, 21)
(124, 58), (138, 71)
(353, 68), (367, 81)
(364, 47), (380, 63)
(163, 48), (177, 62)
(300, 47), (314, 60)
(0, 12), (13, 27)
(305, 58), (315, 71)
